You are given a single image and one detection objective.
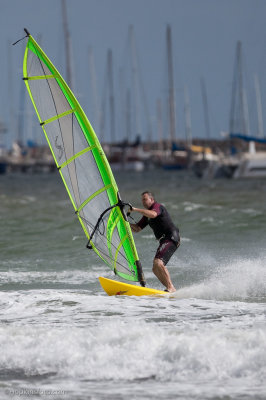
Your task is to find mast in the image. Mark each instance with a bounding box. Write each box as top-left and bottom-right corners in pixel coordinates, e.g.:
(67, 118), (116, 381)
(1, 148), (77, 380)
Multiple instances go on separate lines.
(184, 85), (192, 147)
(243, 89), (250, 135)
(238, 42), (247, 134)
(254, 74), (264, 138)
(156, 98), (163, 151)
(129, 25), (141, 139)
(127, 25), (152, 146)
(61, 0), (73, 88)
(126, 88), (131, 142)
(107, 49), (115, 143)
(88, 46), (100, 135)
(166, 24), (176, 146)
(229, 41), (247, 135)
(99, 61), (108, 143)
(200, 77), (210, 139)
(0, 120), (7, 150)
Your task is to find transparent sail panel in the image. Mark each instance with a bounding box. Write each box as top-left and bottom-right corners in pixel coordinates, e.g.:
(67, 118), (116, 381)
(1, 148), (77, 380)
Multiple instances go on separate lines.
(27, 50), (51, 77)
(60, 151), (105, 210)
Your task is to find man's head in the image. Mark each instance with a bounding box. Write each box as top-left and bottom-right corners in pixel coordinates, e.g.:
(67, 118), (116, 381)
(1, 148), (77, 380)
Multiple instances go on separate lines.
(141, 191), (155, 209)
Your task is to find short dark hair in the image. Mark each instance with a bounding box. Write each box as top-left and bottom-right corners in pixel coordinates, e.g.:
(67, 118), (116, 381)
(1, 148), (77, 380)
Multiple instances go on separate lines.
(141, 191), (154, 199)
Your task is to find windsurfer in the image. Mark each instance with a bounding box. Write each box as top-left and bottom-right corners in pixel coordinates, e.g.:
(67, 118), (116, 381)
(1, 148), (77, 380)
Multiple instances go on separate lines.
(130, 191), (180, 293)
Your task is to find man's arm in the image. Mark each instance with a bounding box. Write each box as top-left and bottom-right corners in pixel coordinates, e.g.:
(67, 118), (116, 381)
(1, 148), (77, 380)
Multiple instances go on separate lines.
(132, 207), (157, 219)
(129, 205), (157, 233)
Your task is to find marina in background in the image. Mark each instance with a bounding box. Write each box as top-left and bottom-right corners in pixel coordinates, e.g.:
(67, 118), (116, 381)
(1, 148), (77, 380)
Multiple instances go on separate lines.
(2, 14), (265, 178)
(2, 136), (266, 178)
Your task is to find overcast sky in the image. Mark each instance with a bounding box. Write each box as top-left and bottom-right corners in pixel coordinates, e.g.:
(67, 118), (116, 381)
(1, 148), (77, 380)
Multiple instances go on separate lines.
(1, 0), (266, 145)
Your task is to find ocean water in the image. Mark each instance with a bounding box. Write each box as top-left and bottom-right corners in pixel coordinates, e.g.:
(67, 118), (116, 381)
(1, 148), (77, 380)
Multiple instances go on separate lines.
(0, 171), (266, 400)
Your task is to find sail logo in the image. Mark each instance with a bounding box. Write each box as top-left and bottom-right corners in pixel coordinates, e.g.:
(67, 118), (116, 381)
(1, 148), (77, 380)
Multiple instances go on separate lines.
(55, 136), (63, 161)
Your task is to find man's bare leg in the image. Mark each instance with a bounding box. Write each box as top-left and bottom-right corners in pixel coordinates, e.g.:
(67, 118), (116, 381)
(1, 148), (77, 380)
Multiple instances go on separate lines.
(153, 258), (176, 292)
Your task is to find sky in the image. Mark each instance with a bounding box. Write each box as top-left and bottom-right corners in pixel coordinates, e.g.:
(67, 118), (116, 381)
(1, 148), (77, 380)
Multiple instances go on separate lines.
(1, 0), (266, 146)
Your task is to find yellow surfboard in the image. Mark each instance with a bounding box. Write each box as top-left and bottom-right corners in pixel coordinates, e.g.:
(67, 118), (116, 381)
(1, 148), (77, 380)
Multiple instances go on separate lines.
(99, 276), (167, 297)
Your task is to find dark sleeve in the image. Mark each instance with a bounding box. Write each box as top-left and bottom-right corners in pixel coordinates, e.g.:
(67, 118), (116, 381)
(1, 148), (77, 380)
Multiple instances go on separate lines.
(151, 202), (161, 216)
(137, 216), (148, 229)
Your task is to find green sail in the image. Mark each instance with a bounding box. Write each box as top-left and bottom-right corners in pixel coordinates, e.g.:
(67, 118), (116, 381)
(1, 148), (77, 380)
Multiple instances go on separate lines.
(23, 31), (145, 285)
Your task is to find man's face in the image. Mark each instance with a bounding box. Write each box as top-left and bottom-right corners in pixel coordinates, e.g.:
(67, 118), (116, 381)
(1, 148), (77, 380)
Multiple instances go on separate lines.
(142, 193), (154, 209)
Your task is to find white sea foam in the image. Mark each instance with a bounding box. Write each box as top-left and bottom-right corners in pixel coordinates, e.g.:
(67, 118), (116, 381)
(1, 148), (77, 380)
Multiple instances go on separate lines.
(0, 319), (265, 388)
(17, 196), (37, 205)
(180, 237), (191, 242)
(0, 268), (107, 286)
(183, 202), (205, 212)
(72, 235), (83, 241)
(141, 234), (155, 240)
(241, 208), (262, 217)
(175, 257), (266, 301)
(0, 277), (265, 399)
(201, 217), (214, 223)
(231, 207), (262, 217)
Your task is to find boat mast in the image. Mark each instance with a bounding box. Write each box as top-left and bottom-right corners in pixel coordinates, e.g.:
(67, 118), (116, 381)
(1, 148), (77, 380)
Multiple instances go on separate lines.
(88, 46), (100, 135)
(184, 85), (192, 147)
(243, 88), (250, 135)
(61, 0), (73, 89)
(107, 49), (115, 143)
(129, 25), (141, 141)
(237, 41), (246, 134)
(128, 25), (152, 147)
(126, 88), (131, 143)
(156, 98), (163, 151)
(229, 41), (247, 135)
(166, 25), (176, 147)
(254, 74), (264, 138)
(200, 77), (210, 139)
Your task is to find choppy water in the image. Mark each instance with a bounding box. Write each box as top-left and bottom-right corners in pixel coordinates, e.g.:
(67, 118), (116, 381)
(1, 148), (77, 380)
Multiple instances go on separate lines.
(0, 171), (266, 400)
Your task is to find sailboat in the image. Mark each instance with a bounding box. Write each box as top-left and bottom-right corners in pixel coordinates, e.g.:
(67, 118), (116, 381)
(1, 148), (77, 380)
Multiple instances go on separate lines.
(21, 29), (166, 296)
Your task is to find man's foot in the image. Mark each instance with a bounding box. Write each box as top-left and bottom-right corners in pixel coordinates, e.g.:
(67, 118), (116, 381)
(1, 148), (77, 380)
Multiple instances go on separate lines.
(167, 287), (176, 293)
(164, 286), (176, 293)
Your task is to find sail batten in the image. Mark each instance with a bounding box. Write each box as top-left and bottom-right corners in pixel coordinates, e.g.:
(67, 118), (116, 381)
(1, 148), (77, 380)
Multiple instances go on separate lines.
(77, 184), (113, 213)
(59, 145), (96, 170)
(23, 31), (145, 285)
(41, 109), (75, 126)
(24, 75), (55, 80)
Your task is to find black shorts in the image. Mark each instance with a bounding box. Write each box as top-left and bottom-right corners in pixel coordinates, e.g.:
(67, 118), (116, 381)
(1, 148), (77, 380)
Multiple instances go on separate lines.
(154, 238), (180, 265)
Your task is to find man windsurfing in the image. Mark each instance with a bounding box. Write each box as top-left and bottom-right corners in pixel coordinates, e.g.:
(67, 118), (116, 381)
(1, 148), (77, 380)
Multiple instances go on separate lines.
(130, 191), (180, 293)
